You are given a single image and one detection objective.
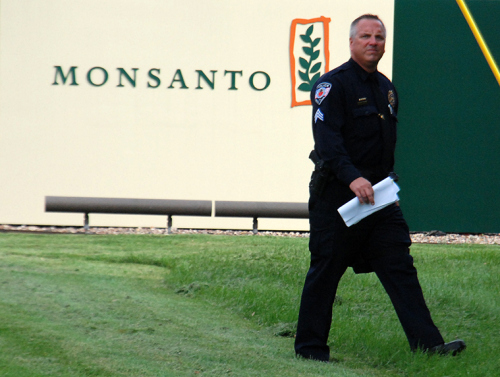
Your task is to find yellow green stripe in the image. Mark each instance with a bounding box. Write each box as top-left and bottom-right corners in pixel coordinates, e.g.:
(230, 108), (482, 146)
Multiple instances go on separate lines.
(456, 0), (500, 86)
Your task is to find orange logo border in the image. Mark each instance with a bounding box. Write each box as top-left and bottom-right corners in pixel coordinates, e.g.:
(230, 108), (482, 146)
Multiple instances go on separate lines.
(290, 17), (331, 107)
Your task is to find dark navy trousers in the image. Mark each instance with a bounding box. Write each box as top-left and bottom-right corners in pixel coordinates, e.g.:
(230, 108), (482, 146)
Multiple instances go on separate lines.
(294, 196), (444, 361)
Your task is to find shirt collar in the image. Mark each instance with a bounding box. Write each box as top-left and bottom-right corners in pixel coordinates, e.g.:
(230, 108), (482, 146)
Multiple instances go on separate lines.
(349, 58), (379, 84)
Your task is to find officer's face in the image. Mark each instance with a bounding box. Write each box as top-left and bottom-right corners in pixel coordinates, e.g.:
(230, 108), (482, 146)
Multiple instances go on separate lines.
(350, 19), (386, 72)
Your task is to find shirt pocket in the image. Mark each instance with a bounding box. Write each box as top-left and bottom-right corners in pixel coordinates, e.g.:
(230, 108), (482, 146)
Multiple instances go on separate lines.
(352, 105), (380, 138)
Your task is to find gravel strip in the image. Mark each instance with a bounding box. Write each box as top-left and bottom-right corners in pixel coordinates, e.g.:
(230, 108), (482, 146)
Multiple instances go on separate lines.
(1, 224), (499, 244)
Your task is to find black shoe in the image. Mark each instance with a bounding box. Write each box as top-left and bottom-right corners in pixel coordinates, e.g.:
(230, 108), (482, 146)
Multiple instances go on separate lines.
(296, 352), (329, 363)
(429, 340), (466, 356)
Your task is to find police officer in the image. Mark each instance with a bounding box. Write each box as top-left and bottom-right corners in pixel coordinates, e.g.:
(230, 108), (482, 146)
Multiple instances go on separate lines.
(294, 14), (465, 362)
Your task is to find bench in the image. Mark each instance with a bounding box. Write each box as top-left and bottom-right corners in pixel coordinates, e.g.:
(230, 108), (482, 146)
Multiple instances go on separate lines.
(45, 196), (308, 233)
(215, 200), (308, 233)
(45, 196), (212, 233)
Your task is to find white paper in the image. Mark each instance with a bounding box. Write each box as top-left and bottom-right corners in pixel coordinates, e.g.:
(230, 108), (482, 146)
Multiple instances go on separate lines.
(337, 177), (400, 227)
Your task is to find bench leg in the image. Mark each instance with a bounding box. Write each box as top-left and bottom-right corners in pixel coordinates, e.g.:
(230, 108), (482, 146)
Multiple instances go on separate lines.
(167, 215), (173, 234)
(252, 217), (258, 234)
(84, 213), (90, 232)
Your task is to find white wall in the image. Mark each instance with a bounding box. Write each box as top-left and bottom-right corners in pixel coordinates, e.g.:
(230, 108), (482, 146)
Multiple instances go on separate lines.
(0, 0), (394, 230)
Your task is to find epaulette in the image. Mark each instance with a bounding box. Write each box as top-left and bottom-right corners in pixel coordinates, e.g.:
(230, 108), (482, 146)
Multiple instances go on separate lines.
(311, 61), (352, 95)
(313, 62), (350, 85)
(329, 61), (352, 76)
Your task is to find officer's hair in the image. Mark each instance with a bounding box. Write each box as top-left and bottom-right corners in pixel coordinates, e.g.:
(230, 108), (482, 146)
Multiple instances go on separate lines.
(350, 14), (386, 38)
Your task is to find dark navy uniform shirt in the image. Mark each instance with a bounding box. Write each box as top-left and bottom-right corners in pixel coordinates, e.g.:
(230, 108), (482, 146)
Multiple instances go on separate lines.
(311, 58), (398, 189)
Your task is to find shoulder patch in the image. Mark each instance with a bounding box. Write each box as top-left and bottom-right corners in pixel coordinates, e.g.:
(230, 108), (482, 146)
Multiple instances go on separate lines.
(314, 82), (331, 105)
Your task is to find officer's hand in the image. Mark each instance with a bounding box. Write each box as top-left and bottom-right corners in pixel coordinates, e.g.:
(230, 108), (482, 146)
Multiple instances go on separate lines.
(349, 177), (375, 205)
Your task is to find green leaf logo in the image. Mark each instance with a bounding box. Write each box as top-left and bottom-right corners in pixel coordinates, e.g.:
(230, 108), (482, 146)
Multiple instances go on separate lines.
(297, 25), (322, 92)
(290, 17), (330, 107)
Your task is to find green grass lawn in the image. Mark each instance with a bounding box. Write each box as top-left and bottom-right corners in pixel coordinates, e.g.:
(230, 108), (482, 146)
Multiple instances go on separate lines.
(0, 233), (498, 376)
